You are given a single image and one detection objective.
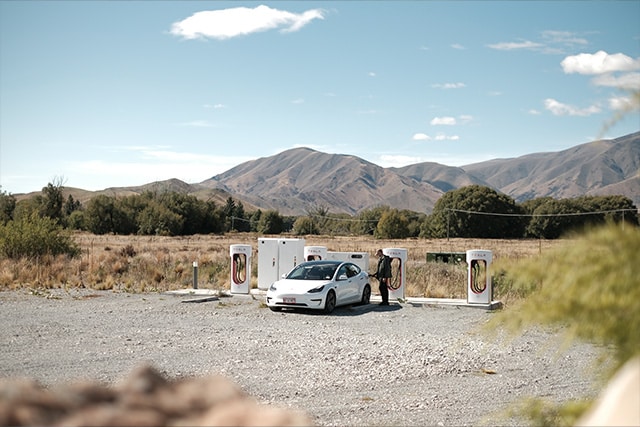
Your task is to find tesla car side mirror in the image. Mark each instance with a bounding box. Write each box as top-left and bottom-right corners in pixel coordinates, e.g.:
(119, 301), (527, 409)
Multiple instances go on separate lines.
(338, 274), (348, 281)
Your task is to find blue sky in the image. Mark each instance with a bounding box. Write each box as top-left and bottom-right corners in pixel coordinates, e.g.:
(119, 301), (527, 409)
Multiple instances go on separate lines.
(1, 1), (639, 194)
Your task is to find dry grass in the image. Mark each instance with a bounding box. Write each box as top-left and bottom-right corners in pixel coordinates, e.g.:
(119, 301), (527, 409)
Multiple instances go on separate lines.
(0, 232), (564, 303)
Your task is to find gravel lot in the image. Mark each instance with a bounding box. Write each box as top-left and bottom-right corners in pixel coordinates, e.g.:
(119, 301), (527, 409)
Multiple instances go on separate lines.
(0, 289), (602, 426)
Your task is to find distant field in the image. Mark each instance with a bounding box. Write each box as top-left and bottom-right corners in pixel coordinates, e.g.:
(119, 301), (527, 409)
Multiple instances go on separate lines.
(1, 232), (565, 304)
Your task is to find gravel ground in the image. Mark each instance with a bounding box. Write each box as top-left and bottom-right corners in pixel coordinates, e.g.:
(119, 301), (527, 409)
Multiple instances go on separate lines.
(0, 289), (603, 426)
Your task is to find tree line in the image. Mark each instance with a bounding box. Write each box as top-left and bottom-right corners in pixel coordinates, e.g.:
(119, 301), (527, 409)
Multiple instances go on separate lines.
(1, 183), (637, 243)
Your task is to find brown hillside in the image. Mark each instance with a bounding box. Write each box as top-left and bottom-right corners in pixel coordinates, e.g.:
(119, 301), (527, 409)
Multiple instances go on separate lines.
(12, 132), (639, 214)
(461, 132), (639, 203)
(201, 147), (443, 215)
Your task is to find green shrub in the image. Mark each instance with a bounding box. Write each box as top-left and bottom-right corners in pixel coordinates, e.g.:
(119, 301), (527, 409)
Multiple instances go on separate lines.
(0, 214), (80, 259)
(488, 223), (640, 426)
(491, 223), (639, 373)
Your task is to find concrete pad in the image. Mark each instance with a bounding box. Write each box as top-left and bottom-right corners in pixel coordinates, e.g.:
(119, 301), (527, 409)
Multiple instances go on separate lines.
(370, 295), (502, 310)
(165, 289), (220, 297)
(249, 288), (502, 310)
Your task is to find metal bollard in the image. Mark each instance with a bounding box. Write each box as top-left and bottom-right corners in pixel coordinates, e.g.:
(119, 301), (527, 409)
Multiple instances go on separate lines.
(192, 261), (198, 289)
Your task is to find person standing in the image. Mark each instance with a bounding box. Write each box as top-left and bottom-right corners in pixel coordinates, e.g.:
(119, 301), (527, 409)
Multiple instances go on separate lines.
(373, 249), (392, 305)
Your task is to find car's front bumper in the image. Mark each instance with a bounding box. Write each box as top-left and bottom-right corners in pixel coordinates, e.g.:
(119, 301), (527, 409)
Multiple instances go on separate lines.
(266, 293), (325, 309)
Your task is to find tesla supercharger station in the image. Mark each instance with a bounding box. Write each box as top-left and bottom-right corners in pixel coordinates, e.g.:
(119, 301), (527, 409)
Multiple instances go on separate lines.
(304, 245), (327, 261)
(229, 244), (252, 294)
(383, 248), (407, 300)
(257, 238), (305, 290)
(326, 251), (369, 274)
(466, 250), (493, 304)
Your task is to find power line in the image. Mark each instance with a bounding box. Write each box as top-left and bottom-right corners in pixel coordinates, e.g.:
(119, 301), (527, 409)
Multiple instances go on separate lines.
(446, 208), (638, 218)
(309, 214), (379, 223)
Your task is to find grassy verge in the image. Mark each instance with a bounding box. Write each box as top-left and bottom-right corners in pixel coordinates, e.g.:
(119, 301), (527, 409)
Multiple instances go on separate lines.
(0, 232), (562, 303)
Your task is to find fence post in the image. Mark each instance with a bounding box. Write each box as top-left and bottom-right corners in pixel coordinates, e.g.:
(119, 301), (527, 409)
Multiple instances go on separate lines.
(192, 261), (198, 289)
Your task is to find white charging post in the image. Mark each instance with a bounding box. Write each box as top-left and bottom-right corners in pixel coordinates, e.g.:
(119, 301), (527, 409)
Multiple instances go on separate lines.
(383, 248), (407, 300)
(304, 246), (327, 261)
(466, 250), (493, 304)
(230, 244), (252, 294)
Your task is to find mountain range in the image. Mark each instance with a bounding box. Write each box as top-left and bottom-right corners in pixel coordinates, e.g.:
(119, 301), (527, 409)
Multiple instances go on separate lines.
(199, 131), (639, 215)
(19, 132), (640, 215)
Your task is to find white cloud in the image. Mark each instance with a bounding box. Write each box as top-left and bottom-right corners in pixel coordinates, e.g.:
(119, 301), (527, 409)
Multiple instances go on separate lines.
(429, 115), (472, 126)
(434, 133), (460, 141)
(544, 98), (601, 116)
(170, 5), (325, 40)
(412, 132), (460, 141)
(541, 30), (588, 46)
(592, 72), (640, 90)
(291, 98), (305, 104)
(430, 116), (456, 125)
(379, 154), (424, 167)
(451, 43), (465, 50)
(375, 152), (493, 168)
(486, 40), (543, 51)
(432, 82), (465, 89)
(487, 31), (589, 55)
(528, 109), (542, 115)
(203, 103), (227, 109)
(412, 133), (431, 141)
(561, 51), (640, 75)
(368, 72), (376, 77)
(608, 95), (635, 111)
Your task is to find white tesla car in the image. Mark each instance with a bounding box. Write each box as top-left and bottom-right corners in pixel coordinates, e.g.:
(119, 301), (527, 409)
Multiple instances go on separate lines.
(266, 260), (371, 313)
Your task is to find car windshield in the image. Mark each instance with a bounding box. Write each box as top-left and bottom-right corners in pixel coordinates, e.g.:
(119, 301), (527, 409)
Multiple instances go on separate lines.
(286, 263), (338, 280)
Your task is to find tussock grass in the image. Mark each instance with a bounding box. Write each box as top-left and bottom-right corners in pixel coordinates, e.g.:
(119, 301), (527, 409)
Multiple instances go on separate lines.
(0, 232), (563, 297)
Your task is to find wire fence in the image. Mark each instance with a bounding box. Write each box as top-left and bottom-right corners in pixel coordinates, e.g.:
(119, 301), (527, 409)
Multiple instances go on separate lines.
(446, 208), (638, 218)
(231, 207), (638, 228)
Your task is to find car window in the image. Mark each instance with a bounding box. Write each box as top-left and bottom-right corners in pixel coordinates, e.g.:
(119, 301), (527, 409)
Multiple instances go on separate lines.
(287, 264), (338, 280)
(287, 265), (308, 280)
(317, 266), (334, 280)
(345, 264), (360, 277)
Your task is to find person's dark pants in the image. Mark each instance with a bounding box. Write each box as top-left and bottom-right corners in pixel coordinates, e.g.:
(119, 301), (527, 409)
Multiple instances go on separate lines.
(379, 278), (389, 304)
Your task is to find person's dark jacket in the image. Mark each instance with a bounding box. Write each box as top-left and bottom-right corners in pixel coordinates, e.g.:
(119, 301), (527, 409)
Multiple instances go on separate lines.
(375, 255), (392, 280)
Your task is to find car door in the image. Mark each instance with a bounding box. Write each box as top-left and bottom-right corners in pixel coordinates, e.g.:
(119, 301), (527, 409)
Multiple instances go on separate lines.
(334, 264), (354, 304)
(336, 263), (361, 303)
(345, 263), (365, 303)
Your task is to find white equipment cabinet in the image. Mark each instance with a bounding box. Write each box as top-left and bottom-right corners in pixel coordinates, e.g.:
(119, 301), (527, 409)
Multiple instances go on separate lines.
(257, 238), (305, 290)
(326, 251), (369, 274)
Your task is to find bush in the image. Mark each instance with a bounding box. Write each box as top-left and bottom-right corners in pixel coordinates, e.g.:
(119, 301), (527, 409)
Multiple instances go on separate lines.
(491, 223), (640, 373)
(0, 214), (80, 259)
(488, 223), (640, 426)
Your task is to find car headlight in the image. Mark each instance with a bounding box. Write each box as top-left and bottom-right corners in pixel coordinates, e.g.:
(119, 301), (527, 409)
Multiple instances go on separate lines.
(308, 285), (325, 293)
(269, 283), (277, 291)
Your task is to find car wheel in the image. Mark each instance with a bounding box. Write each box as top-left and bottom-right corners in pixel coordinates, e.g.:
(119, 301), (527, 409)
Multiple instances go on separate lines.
(360, 284), (371, 305)
(323, 290), (336, 314)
